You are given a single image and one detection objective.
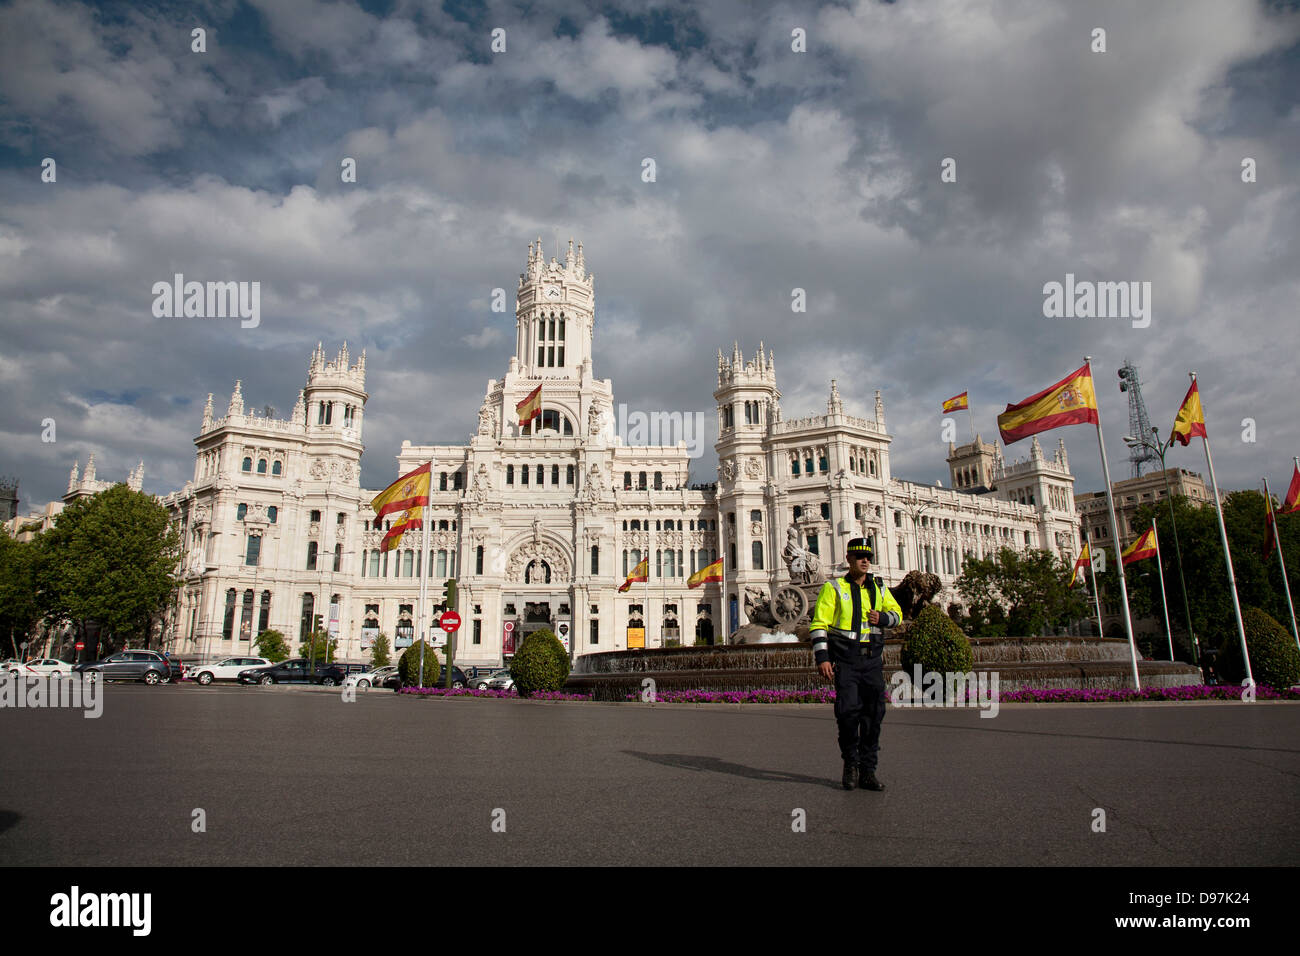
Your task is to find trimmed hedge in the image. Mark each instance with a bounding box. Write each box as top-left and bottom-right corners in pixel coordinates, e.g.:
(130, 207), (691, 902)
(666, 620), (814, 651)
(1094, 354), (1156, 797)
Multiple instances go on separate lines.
(1217, 608), (1300, 689)
(397, 640), (443, 688)
(510, 628), (571, 698)
(900, 606), (975, 676)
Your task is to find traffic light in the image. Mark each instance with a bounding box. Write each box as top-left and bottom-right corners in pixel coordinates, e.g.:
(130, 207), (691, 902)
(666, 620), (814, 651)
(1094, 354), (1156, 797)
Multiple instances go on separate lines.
(443, 579), (457, 611)
(313, 613), (323, 632)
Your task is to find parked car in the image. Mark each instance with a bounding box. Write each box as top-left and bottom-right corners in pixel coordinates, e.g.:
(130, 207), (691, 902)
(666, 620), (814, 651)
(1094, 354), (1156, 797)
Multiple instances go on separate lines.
(73, 650), (177, 685)
(191, 657), (273, 685)
(471, 668), (511, 690)
(384, 665), (469, 690)
(484, 670), (516, 691)
(345, 665), (398, 689)
(236, 658), (347, 686)
(332, 663), (371, 678)
(7, 659), (72, 678)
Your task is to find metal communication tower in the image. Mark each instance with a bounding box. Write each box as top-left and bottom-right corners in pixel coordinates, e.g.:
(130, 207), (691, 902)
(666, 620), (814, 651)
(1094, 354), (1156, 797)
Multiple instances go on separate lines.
(1117, 359), (1158, 478)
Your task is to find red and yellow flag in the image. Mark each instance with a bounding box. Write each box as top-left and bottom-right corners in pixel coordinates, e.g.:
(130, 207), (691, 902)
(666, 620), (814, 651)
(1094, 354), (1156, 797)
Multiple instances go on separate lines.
(687, 558), (723, 589)
(619, 558), (649, 592)
(516, 384), (542, 425)
(1169, 380), (1207, 447)
(997, 364), (1098, 444)
(1121, 527), (1158, 566)
(1068, 543), (1091, 588)
(370, 463), (431, 521)
(1281, 464), (1300, 515)
(380, 506), (423, 552)
(942, 391), (969, 413)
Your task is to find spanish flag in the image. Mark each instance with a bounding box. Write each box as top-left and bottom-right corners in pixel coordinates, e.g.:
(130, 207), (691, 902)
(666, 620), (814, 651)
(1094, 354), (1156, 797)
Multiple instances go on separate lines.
(516, 384), (542, 425)
(687, 558), (723, 589)
(619, 558), (649, 592)
(1122, 527), (1158, 566)
(1068, 543), (1091, 588)
(370, 462), (431, 520)
(1169, 380), (1207, 447)
(380, 506), (423, 552)
(942, 391), (969, 413)
(1281, 464), (1300, 515)
(997, 364), (1098, 445)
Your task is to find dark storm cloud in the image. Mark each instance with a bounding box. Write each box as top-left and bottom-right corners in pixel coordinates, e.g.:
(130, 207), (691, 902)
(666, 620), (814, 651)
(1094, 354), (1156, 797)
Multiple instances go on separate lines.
(1, 0), (1298, 514)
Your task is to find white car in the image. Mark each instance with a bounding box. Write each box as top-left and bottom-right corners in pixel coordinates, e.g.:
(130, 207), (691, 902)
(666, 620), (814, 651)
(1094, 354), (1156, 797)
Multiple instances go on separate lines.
(191, 657), (273, 685)
(7, 659), (72, 678)
(345, 665), (398, 689)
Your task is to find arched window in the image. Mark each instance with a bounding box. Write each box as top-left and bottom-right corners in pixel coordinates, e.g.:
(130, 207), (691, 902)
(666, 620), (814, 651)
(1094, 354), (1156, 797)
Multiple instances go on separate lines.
(258, 591), (271, 634)
(524, 560), (552, 584)
(223, 589), (237, 640)
(507, 465), (514, 484)
(552, 464), (560, 485)
(237, 503), (247, 521)
(623, 471), (632, 490)
(300, 593), (314, 641)
(272, 460), (282, 476)
(654, 471), (662, 490)
(257, 458), (267, 474)
(267, 506), (277, 523)
(638, 471), (647, 490)
(567, 465), (575, 485)
(242, 457), (252, 472)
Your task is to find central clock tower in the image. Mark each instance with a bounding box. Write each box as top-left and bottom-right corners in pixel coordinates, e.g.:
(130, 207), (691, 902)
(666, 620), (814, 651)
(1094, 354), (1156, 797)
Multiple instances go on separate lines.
(511, 236), (595, 379)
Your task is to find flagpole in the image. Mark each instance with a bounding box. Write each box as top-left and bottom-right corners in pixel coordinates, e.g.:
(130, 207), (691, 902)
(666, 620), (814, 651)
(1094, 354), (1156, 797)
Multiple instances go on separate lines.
(646, 522), (652, 648)
(966, 401), (975, 441)
(416, 461), (433, 687)
(1191, 372), (1252, 687)
(1263, 476), (1300, 652)
(1084, 531), (1104, 639)
(1087, 356), (1141, 688)
(1152, 516), (1174, 661)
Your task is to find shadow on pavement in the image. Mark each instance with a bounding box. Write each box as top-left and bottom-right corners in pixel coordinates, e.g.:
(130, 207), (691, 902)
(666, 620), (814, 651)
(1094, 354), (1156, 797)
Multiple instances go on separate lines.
(624, 751), (840, 788)
(0, 810), (20, 834)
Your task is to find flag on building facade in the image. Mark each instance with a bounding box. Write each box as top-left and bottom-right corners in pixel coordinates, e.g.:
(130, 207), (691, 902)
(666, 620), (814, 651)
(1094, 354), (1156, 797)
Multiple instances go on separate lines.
(1282, 463), (1300, 515)
(1068, 543), (1091, 588)
(516, 384), (542, 425)
(619, 558), (649, 593)
(1169, 380), (1208, 447)
(370, 462), (431, 520)
(942, 392), (969, 413)
(1121, 527), (1159, 565)
(687, 558), (723, 589)
(380, 506), (424, 552)
(997, 364), (1099, 444)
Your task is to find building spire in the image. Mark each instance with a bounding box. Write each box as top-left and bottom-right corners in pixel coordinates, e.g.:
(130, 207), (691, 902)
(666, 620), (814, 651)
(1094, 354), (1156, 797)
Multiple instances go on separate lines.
(228, 380), (244, 417)
(68, 459), (79, 494)
(85, 453), (96, 482)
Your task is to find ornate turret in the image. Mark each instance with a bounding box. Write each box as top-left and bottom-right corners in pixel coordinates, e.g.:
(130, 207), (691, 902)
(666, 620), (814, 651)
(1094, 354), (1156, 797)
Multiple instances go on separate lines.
(127, 461), (144, 491)
(68, 460), (79, 494)
(202, 393), (214, 430)
(84, 453), (96, 483)
(228, 381), (244, 417)
(828, 379), (843, 416)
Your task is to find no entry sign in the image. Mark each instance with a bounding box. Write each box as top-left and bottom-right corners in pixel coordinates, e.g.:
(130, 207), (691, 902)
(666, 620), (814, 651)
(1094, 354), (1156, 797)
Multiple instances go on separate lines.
(439, 611), (462, 633)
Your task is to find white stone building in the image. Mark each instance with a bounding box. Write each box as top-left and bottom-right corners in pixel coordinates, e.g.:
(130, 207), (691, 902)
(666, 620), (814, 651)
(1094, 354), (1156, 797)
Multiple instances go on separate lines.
(153, 239), (1083, 664)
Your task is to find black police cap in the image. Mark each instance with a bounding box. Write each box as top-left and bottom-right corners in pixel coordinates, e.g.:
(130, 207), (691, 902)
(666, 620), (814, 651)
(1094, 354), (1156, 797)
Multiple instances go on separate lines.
(846, 537), (873, 558)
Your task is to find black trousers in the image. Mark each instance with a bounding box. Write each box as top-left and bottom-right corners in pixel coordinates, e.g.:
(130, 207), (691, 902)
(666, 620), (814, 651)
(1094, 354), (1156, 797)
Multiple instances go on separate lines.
(832, 647), (887, 768)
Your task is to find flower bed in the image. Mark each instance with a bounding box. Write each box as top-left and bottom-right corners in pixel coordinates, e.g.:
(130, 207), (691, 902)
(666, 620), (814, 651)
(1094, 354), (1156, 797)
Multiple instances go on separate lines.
(397, 686), (590, 701)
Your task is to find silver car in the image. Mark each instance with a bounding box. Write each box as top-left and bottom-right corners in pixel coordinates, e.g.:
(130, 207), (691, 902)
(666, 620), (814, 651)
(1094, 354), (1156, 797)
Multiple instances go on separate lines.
(471, 668), (511, 690)
(346, 665), (398, 689)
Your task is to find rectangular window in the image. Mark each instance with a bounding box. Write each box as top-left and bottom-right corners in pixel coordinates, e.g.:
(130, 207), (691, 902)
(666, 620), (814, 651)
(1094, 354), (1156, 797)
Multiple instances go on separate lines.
(437, 550), (448, 577)
(590, 619), (599, 645)
(245, 535), (260, 567)
(334, 544), (342, 572)
(369, 551), (380, 576)
(473, 619), (482, 646)
(591, 545), (599, 575)
(476, 546), (484, 574)
(306, 541), (318, 570)
(403, 550), (413, 576)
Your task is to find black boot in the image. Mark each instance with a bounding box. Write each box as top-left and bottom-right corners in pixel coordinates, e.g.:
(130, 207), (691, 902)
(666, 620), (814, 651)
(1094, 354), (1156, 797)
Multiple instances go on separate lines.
(841, 760), (859, 790)
(859, 769), (885, 791)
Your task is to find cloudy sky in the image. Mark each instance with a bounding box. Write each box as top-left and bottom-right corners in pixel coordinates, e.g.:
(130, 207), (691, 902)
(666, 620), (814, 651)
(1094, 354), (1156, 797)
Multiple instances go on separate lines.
(2, 0), (1298, 512)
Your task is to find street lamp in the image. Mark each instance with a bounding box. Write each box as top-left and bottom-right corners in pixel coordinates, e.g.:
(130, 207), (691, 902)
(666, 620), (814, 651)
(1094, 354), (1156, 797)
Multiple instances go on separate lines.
(901, 490), (932, 574)
(1122, 428), (1199, 663)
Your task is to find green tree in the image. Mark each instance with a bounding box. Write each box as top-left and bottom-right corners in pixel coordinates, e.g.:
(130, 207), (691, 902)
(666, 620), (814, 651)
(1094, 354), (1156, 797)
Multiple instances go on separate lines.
(370, 632), (391, 668)
(0, 535), (41, 659)
(955, 547), (1087, 637)
(254, 628), (290, 662)
(35, 485), (180, 649)
(298, 631), (339, 664)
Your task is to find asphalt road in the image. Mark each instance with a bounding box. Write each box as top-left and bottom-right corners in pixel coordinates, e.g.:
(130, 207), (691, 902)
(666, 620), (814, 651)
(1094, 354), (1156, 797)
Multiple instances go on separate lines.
(1, 683), (1296, 866)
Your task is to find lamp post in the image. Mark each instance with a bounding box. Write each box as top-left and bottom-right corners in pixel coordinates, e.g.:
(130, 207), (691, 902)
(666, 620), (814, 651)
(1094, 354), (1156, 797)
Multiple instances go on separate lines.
(902, 490), (933, 574)
(1122, 428), (1198, 663)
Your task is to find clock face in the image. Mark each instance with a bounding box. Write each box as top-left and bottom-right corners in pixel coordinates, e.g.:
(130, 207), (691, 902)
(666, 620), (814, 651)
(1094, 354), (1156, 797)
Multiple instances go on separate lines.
(545, 286), (561, 299)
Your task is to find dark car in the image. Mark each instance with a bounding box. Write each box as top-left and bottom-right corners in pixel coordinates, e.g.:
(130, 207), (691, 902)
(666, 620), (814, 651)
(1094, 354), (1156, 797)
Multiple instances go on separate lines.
(73, 650), (178, 685)
(236, 658), (347, 686)
(384, 665), (469, 690)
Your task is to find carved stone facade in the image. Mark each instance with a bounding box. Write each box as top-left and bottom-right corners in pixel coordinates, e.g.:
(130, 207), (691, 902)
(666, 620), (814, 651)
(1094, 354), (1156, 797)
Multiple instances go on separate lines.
(147, 241), (1078, 665)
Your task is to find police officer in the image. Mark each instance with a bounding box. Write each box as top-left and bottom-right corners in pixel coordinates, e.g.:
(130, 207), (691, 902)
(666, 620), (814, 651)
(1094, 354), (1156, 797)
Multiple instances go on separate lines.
(810, 538), (903, 791)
